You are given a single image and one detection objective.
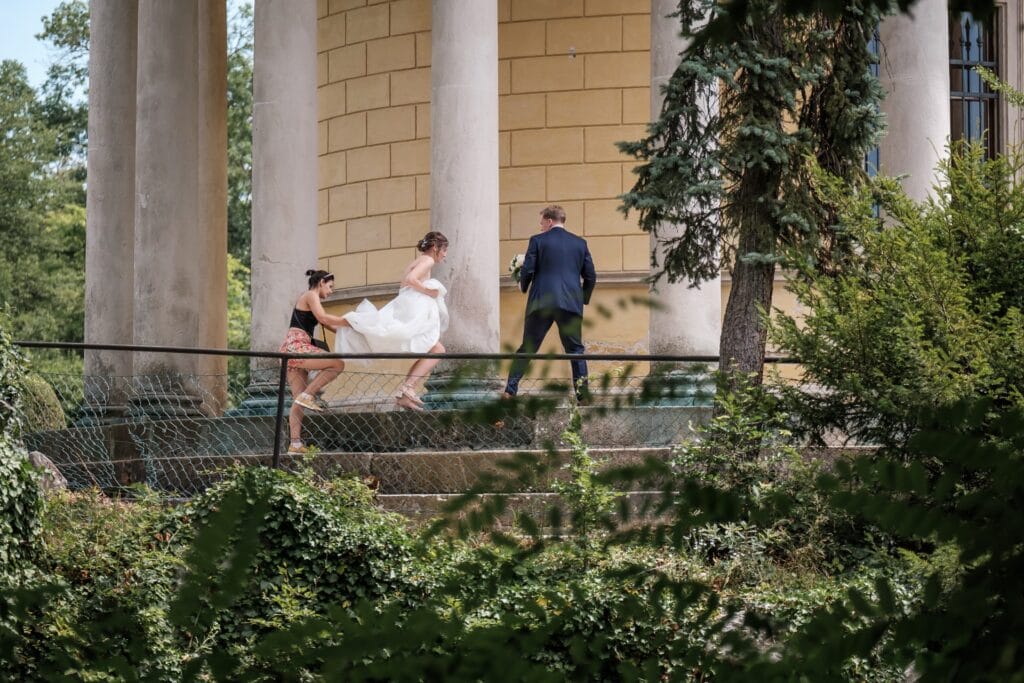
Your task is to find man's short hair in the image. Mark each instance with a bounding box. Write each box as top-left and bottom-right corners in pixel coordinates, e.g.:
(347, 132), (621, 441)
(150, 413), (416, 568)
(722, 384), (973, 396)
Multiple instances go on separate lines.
(541, 205), (566, 223)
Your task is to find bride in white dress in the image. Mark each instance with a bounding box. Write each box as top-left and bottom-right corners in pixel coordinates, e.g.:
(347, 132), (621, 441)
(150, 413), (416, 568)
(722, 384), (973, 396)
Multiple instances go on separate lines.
(336, 231), (449, 410)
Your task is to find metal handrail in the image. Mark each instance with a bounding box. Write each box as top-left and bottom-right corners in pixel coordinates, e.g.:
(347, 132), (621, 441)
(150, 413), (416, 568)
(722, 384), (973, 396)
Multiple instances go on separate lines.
(14, 340), (794, 363)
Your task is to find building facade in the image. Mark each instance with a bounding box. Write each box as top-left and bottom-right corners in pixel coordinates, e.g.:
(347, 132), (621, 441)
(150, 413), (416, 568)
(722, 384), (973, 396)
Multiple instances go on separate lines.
(84, 0), (1024, 403)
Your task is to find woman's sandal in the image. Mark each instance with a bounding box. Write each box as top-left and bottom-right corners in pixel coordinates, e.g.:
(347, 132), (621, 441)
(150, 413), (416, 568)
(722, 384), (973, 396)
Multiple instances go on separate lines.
(294, 392), (323, 411)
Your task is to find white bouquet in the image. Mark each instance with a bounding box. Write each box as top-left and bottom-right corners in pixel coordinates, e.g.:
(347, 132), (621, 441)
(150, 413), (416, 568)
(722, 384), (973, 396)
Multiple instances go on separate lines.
(509, 253), (525, 283)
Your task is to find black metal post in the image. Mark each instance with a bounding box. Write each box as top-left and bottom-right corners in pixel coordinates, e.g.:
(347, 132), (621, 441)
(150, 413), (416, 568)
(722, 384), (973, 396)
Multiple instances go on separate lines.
(271, 357), (288, 468)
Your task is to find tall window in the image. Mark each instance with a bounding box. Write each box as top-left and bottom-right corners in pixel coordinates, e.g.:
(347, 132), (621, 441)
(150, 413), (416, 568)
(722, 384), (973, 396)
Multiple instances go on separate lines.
(949, 12), (1000, 157)
(865, 24), (881, 177)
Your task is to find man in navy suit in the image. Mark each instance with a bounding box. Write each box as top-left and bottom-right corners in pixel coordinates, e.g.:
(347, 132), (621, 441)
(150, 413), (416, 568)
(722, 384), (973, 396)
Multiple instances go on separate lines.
(504, 205), (597, 402)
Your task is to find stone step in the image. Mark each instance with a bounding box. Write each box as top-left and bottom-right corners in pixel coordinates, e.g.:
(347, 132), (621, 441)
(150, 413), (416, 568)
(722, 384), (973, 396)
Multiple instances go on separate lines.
(376, 490), (670, 526)
(290, 446), (673, 495)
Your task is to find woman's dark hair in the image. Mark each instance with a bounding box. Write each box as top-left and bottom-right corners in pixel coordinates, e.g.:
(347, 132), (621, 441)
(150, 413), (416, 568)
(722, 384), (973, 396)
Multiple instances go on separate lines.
(417, 231), (449, 254)
(306, 269), (335, 289)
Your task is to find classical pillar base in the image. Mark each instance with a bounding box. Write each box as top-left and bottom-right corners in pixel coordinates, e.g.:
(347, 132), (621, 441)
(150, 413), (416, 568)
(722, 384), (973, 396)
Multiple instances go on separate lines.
(129, 393), (205, 419)
(225, 365), (289, 417)
(641, 363), (717, 407)
(129, 375), (205, 419)
(226, 383), (292, 417)
(76, 376), (134, 426)
(74, 404), (131, 427)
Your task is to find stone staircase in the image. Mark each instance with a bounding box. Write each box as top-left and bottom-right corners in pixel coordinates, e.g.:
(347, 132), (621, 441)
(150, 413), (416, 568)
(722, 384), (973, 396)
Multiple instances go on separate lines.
(26, 404), (712, 523)
(280, 445), (675, 523)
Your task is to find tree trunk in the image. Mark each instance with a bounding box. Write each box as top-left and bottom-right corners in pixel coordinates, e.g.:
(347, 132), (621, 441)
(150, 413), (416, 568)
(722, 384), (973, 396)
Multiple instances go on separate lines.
(720, 166), (777, 389)
(720, 249), (774, 383)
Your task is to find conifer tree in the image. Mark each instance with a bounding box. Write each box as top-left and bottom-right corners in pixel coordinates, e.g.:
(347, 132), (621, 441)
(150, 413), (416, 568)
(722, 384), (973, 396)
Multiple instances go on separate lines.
(620, 0), (885, 385)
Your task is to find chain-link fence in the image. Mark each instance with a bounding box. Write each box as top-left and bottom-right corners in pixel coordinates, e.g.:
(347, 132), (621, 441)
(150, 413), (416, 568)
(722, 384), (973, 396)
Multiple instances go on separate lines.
(15, 342), (789, 503)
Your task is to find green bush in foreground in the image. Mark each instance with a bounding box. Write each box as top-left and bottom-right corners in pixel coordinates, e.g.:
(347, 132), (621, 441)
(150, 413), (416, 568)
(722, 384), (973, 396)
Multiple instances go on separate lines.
(162, 465), (422, 650)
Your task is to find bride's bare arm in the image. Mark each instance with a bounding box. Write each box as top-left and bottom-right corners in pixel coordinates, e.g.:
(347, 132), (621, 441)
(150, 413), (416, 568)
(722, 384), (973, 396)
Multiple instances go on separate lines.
(401, 256), (439, 298)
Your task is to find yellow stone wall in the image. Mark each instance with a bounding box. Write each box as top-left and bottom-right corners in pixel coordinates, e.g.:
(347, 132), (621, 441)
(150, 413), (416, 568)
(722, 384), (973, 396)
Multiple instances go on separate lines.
(316, 0), (656, 356)
(316, 0), (432, 288)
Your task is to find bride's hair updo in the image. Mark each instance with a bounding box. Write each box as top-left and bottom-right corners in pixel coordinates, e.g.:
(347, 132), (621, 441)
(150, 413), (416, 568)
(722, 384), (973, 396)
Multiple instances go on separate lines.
(305, 269), (335, 289)
(417, 231), (449, 253)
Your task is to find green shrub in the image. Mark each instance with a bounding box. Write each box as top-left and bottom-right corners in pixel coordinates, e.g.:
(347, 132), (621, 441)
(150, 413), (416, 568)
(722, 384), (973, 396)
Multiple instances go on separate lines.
(25, 489), (184, 681)
(0, 326), (42, 576)
(671, 376), (863, 572)
(19, 374), (65, 433)
(163, 466), (421, 647)
(550, 406), (621, 568)
(772, 147), (1024, 449)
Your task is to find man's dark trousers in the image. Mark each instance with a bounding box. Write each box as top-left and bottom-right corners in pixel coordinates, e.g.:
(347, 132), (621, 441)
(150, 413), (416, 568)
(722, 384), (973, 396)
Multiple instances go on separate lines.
(504, 307), (587, 398)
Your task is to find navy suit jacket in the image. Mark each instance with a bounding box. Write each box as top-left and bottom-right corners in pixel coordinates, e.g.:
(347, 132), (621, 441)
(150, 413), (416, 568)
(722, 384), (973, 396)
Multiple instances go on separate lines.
(519, 226), (597, 316)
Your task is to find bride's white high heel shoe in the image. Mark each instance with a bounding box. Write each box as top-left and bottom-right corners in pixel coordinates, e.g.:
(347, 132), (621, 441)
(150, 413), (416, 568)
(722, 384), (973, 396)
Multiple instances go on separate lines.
(395, 383), (424, 411)
(398, 383), (424, 404)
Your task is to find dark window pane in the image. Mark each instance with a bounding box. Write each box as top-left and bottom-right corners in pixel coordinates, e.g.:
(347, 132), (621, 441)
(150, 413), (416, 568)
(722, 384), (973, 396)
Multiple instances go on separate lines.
(949, 11), (1000, 157)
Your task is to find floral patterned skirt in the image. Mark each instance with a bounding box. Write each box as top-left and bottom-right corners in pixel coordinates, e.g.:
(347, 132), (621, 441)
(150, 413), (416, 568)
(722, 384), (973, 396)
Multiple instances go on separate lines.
(280, 328), (324, 369)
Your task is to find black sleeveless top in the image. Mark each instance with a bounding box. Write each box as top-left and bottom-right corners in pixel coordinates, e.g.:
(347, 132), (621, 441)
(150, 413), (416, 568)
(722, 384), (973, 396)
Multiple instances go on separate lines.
(289, 308), (317, 337)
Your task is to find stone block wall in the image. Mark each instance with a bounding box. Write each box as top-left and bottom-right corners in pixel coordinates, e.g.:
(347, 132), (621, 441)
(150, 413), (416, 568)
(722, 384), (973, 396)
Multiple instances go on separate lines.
(496, 0), (652, 279)
(316, 0), (432, 289)
(316, 0), (652, 293)
(314, 0), (659, 359)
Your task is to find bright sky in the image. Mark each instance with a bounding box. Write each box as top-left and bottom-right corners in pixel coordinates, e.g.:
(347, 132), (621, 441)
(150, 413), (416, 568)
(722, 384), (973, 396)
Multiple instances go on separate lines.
(0, 0), (69, 88)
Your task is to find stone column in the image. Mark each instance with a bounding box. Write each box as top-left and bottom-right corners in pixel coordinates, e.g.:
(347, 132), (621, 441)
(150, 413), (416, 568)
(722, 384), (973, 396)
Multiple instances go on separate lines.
(197, 0), (229, 411)
(425, 0), (500, 406)
(84, 0), (138, 422)
(879, 0), (951, 201)
(242, 0), (318, 413)
(132, 0), (205, 415)
(647, 0), (720, 404)
(196, 0), (229, 411)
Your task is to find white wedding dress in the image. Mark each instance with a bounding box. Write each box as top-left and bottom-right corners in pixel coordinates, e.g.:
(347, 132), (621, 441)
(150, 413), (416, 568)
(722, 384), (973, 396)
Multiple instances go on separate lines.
(335, 278), (449, 355)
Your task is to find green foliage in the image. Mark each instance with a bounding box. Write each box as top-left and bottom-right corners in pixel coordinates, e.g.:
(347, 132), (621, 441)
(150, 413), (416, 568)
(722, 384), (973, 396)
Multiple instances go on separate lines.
(771, 146), (1024, 449)
(0, 61), (79, 346)
(162, 466), (420, 648)
(227, 2), (254, 265)
(799, 401), (1024, 680)
(0, 56), (85, 380)
(227, 254), (252, 400)
(976, 65), (1024, 109)
(1, 467), (420, 680)
(0, 327), (42, 577)
(550, 406), (620, 566)
(672, 376), (862, 576)
(35, 0), (89, 171)
(18, 489), (185, 681)
(18, 374), (66, 433)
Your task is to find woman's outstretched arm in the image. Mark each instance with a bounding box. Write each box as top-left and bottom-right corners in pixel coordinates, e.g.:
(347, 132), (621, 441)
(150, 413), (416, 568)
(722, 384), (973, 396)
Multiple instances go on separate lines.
(304, 292), (349, 331)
